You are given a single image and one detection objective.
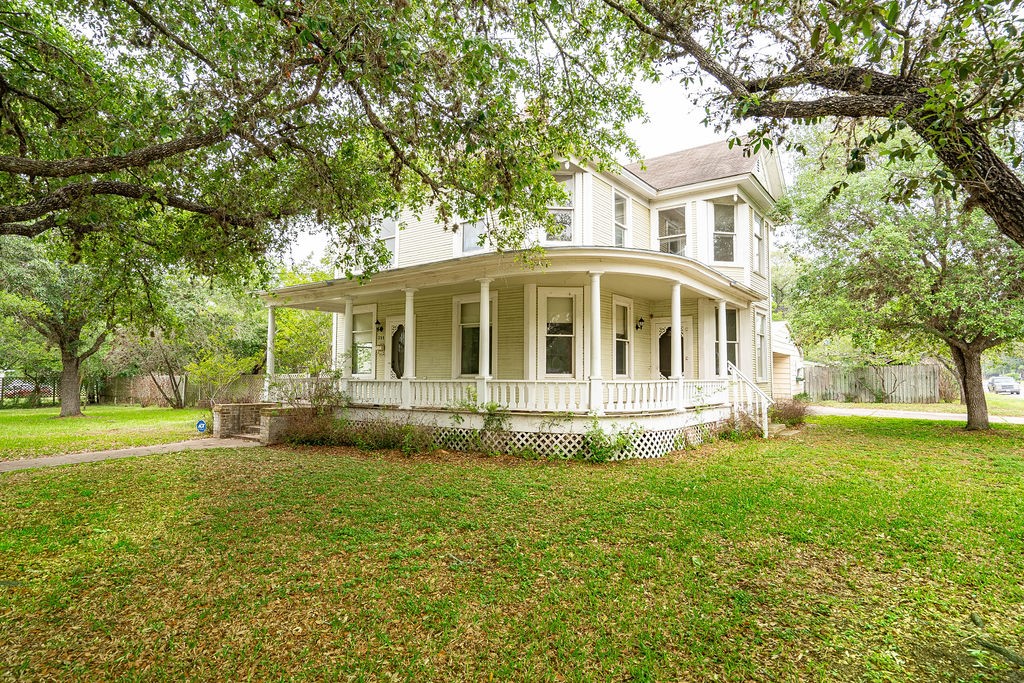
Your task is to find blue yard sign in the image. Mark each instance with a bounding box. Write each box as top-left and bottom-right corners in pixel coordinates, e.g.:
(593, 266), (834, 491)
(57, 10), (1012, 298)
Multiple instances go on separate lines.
(197, 419), (207, 433)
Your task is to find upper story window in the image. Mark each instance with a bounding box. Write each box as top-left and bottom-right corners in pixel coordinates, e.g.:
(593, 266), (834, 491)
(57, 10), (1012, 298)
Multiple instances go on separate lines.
(378, 217), (397, 268)
(754, 212), (767, 273)
(546, 175), (574, 243)
(613, 191), (629, 247)
(713, 204), (735, 262)
(461, 219), (487, 254)
(659, 207), (686, 255)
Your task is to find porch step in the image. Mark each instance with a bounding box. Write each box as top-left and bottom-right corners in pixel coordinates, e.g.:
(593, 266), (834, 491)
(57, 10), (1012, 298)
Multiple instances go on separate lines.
(230, 432), (262, 443)
(243, 424), (261, 435)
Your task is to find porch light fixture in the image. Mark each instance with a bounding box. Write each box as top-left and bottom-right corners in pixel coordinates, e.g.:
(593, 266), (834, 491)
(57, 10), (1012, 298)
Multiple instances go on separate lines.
(635, 316), (645, 331)
(374, 319), (384, 333)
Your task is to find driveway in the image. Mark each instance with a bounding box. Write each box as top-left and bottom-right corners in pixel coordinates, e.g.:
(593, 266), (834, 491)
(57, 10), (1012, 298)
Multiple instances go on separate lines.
(809, 405), (1024, 425)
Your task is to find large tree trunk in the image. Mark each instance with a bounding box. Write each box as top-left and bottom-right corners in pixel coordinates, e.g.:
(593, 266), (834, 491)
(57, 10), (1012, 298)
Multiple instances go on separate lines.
(948, 343), (989, 430)
(58, 352), (83, 418)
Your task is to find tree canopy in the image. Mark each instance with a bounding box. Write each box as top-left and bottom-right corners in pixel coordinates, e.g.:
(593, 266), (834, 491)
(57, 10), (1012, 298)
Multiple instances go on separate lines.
(0, 0), (643, 276)
(586, 0), (1024, 248)
(784, 139), (1024, 429)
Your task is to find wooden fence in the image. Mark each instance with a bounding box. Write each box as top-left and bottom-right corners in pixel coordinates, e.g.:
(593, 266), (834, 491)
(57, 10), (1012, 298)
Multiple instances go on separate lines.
(101, 374), (264, 407)
(804, 364), (940, 403)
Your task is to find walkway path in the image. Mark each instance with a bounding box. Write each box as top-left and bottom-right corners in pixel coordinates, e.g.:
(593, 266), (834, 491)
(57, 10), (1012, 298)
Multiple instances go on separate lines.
(810, 405), (1024, 425)
(0, 438), (262, 473)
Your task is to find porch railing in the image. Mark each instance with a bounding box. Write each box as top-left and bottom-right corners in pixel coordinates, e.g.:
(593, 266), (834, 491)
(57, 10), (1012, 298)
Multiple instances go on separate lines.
(603, 380), (676, 413)
(726, 361), (773, 438)
(487, 380), (589, 413)
(410, 380), (477, 408)
(347, 379), (402, 406)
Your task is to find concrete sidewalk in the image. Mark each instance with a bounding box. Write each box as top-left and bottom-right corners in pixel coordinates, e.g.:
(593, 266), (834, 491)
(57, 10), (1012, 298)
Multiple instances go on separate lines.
(0, 438), (262, 473)
(809, 405), (1024, 425)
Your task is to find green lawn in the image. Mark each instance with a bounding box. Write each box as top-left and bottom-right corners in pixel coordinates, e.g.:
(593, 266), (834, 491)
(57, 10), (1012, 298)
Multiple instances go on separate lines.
(814, 392), (1024, 417)
(0, 405), (210, 460)
(1, 417), (1022, 681)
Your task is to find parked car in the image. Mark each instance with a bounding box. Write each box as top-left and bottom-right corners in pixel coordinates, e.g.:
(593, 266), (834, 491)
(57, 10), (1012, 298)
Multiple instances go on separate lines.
(987, 376), (1021, 395)
(1, 379), (53, 398)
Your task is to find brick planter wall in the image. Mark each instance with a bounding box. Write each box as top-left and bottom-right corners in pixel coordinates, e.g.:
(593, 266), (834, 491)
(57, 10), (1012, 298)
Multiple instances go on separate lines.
(212, 402), (278, 438)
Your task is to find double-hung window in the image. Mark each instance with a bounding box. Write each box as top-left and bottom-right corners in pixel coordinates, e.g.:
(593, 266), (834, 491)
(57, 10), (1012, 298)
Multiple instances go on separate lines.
(713, 204), (735, 262)
(755, 312), (768, 380)
(542, 294), (577, 375)
(613, 191), (628, 247)
(546, 175), (575, 243)
(378, 217), (397, 268)
(714, 307), (738, 370)
(455, 297), (495, 376)
(461, 219), (487, 254)
(351, 309), (375, 377)
(613, 298), (632, 377)
(658, 207), (686, 255)
(754, 213), (767, 274)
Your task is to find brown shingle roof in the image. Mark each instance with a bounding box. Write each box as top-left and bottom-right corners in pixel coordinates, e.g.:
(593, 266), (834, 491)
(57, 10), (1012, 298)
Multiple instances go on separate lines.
(624, 139), (758, 190)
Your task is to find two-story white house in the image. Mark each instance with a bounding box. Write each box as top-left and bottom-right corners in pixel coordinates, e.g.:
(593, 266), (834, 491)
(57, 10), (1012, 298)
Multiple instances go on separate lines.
(261, 140), (784, 458)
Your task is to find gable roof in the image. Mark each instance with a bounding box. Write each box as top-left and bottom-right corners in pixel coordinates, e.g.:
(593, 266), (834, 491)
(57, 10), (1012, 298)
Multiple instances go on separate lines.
(624, 139), (758, 191)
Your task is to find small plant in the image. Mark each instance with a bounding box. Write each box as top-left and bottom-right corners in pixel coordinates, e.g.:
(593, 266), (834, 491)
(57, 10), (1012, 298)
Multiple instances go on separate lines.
(768, 399), (810, 427)
(793, 391), (811, 402)
(578, 416), (639, 462)
(716, 409), (762, 441)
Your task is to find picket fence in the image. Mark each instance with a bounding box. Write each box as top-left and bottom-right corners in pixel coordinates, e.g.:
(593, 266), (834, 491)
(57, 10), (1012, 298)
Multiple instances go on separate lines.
(804, 364), (939, 404)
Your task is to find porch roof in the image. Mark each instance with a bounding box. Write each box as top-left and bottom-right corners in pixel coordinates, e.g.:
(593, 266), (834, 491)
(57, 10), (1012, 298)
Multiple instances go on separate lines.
(259, 247), (763, 312)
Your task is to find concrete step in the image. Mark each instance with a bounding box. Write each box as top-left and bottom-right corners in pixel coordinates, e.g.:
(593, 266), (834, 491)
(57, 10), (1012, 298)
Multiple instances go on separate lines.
(231, 433), (262, 442)
(243, 424), (261, 435)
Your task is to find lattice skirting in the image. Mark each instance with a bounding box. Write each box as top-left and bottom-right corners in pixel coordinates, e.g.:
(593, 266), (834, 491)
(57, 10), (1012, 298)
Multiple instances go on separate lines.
(343, 418), (727, 460)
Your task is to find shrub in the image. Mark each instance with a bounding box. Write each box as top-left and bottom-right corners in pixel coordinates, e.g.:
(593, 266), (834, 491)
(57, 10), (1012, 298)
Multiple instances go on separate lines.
(715, 410), (763, 441)
(769, 399), (810, 427)
(282, 414), (436, 455)
(578, 417), (639, 462)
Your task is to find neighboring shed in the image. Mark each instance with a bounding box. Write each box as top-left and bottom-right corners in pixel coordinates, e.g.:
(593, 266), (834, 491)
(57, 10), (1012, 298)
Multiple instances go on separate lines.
(771, 322), (804, 400)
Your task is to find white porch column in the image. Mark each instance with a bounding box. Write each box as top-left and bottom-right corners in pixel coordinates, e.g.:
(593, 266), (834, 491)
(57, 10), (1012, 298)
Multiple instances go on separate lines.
(589, 272), (603, 415)
(717, 299), (728, 377)
(477, 278), (492, 404)
(340, 298), (353, 393)
(401, 288), (416, 408)
(671, 283), (684, 411)
(670, 283), (682, 379)
(263, 306), (276, 401)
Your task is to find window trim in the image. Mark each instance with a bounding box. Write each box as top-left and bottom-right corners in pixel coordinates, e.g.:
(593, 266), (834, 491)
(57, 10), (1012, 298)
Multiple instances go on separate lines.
(712, 203), (737, 264)
(451, 292), (498, 378)
(537, 287), (583, 379)
(612, 295), (633, 378)
(714, 306), (739, 372)
(656, 204), (687, 256)
(543, 173), (577, 246)
(753, 212), (767, 274)
(612, 189), (630, 248)
(456, 217), (490, 256)
(755, 311), (768, 381)
(350, 304), (377, 379)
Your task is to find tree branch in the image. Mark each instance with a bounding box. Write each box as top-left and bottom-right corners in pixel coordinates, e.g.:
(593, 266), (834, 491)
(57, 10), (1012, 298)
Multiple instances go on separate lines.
(0, 129), (226, 178)
(0, 180), (296, 228)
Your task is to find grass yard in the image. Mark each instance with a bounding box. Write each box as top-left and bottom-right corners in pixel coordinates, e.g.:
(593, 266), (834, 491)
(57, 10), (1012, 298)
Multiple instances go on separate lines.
(1, 416), (1023, 681)
(814, 393), (1024, 417)
(0, 405), (210, 460)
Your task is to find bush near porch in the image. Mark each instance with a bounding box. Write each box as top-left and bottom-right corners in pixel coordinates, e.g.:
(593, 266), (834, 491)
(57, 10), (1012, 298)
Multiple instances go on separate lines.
(1, 417), (1022, 681)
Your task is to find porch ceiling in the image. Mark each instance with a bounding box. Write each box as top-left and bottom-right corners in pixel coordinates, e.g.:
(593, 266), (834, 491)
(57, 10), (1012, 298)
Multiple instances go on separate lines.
(261, 247), (762, 312)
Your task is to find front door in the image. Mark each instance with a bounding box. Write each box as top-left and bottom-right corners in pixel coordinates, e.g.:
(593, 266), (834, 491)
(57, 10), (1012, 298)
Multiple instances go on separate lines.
(652, 316), (693, 379)
(385, 316), (406, 379)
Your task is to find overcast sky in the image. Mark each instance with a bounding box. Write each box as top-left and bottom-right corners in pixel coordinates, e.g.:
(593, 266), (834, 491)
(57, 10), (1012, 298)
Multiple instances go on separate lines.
(286, 80), (728, 263)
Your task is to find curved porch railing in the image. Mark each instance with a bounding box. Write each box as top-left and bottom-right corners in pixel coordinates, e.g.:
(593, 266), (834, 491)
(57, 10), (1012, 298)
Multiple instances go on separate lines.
(487, 380), (589, 413)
